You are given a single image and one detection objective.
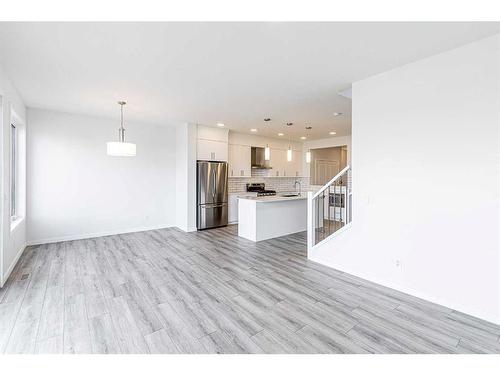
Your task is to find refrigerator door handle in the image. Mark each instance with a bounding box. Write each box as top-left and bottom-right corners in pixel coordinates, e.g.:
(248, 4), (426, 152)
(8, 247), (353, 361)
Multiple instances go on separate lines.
(212, 169), (216, 199)
(201, 204), (226, 209)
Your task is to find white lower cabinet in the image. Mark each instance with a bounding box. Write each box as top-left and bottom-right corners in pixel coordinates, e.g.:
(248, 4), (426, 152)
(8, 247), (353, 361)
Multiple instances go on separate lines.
(228, 193), (239, 224)
(228, 192), (258, 224)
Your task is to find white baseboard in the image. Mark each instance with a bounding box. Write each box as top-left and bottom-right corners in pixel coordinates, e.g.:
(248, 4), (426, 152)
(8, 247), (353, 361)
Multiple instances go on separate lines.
(1, 242), (27, 287)
(26, 224), (174, 246)
(175, 225), (198, 232)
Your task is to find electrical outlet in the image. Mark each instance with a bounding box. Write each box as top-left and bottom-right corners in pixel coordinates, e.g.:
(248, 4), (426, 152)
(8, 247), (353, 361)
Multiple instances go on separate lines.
(395, 260), (403, 270)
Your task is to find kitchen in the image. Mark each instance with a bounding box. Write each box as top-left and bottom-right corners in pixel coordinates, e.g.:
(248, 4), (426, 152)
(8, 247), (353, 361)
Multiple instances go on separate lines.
(196, 124), (349, 241)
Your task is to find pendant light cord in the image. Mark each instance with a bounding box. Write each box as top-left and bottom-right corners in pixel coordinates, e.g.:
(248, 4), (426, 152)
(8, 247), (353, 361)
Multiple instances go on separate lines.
(118, 101), (126, 142)
(120, 103), (124, 131)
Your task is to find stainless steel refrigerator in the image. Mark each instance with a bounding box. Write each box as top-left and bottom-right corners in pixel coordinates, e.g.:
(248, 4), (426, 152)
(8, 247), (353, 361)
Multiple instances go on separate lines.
(196, 161), (228, 230)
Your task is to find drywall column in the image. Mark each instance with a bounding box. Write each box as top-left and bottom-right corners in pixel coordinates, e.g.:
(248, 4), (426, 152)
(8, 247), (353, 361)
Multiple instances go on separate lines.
(175, 123), (197, 232)
(309, 35), (500, 324)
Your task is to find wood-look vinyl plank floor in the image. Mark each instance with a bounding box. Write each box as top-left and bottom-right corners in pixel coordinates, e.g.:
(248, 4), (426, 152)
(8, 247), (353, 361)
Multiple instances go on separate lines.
(0, 224), (499, 354)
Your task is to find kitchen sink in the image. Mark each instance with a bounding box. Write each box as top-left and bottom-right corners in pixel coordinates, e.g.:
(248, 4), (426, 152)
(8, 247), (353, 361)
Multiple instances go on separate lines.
(280, 193), (301, 197)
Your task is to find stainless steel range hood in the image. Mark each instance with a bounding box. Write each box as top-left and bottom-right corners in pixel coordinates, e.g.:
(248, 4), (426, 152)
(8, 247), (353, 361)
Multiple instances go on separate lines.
(251, 147), (272, 169)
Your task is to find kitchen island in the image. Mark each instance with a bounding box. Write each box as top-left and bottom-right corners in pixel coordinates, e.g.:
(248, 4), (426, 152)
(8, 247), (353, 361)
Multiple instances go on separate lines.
(237, 194), (307, 241)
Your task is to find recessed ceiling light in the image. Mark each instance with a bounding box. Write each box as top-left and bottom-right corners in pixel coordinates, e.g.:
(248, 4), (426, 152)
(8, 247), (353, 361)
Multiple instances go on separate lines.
(216, 123), (225, 127)
(278, 133), (284, 136)
(250, 128), (257, 132)
(329, 131), (337, 135)
(300, 136), (307, 140)
(264, 118), (271, 122)
(333, 112), (343, 117)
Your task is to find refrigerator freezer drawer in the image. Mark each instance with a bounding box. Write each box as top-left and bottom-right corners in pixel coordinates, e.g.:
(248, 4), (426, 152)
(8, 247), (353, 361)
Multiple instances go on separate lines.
(197, 203), (228, 230)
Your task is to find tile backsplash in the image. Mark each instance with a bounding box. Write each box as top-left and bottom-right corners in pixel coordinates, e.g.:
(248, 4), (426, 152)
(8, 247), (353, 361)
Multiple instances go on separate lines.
(229, 169), (310, 193)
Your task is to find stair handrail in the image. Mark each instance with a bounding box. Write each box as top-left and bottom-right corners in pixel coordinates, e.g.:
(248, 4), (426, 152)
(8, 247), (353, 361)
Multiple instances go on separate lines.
(312, 165), (351, 199)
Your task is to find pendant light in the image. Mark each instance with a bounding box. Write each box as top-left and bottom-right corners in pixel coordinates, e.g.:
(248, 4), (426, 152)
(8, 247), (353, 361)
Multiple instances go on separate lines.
(263, 119), (271, 161)
(107, 101), (136, 156)
(287, 145), (292, 162)
(286, 123), (293, 162)
(304, 126), (311, 163)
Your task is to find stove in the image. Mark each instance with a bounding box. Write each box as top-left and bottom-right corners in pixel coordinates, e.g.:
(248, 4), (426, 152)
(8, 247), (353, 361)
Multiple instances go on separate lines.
(257, 190), (277, 197)
(246, 183), (276, 196)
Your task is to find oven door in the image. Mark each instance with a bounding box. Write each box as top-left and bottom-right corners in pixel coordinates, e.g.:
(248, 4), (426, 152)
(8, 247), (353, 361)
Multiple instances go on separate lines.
(329, 193), (345, 208)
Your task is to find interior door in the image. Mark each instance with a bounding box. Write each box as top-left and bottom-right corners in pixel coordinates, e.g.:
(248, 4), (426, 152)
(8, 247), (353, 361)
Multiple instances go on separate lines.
(314, 159), (339, 185)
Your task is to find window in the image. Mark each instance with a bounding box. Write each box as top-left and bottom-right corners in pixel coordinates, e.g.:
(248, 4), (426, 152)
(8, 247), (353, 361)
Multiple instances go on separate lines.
(10, 123), (17, 220)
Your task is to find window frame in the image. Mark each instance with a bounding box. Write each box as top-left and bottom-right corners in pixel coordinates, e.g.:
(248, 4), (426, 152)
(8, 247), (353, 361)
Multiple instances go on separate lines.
(10, 123), (17, 221)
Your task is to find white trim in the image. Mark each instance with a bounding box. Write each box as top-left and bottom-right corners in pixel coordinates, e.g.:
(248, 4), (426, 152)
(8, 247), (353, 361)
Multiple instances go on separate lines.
(10, 216), (24, 233)
(26, 224), (174, 246)
(177, 225), (198, 233)
(307, 191), (314, 251)
(1, 242), (26, 288)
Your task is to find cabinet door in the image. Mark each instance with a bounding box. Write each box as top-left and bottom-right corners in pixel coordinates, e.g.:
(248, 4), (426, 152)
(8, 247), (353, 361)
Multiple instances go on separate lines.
(270, 148), (286, 177)
(293, 151), (303, 177)
(197, 125), (228, 142)
(228, 144), (238, 177)
(284, 153), (293, 177)
(282, 150), (302, 177)
(239, 145), (252, 177)
(228, 194), (239, 223)
(228, 144), (251, 177)
(284, 150), (298, 177)
(197, 139), (228, 161)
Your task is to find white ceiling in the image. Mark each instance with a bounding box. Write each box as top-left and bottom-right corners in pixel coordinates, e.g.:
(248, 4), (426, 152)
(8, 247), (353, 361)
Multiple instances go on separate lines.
(0, 22), (499, 140)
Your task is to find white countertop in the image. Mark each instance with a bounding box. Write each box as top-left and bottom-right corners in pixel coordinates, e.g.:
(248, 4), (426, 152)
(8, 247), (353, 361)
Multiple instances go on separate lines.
(237, 192), (309, 203)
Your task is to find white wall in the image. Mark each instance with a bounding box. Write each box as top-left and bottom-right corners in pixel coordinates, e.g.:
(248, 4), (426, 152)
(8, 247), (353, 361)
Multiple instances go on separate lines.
(175, 123), (197, 232)
(309, 35), (500, 324)
(27, 108), (177, 244)
(0, 64), (27, 287)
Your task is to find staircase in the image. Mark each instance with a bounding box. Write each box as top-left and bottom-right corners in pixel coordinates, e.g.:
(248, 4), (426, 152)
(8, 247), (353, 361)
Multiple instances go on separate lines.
(307, 165), (352, 250)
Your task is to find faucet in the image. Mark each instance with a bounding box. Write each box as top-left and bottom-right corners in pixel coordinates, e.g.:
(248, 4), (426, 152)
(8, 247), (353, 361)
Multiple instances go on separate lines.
(294, 180), (301, 196)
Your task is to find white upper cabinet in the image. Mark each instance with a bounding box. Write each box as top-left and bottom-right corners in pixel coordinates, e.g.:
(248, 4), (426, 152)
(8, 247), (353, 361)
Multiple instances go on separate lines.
(269, 148), (286, 177)
(268, 148), (302, 177)
(197, 139), (228, 161)
(197, 125), (228, 142)
(228, 144), (251, 177)
(226, 131), (304, 177)
(197, 125), (229, 161)
(291, 150), (303, 177)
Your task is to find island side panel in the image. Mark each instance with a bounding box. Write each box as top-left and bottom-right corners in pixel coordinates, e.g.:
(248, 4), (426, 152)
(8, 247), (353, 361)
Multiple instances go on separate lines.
(238, 198), (258, 241)
(255, 199), (307, 241)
